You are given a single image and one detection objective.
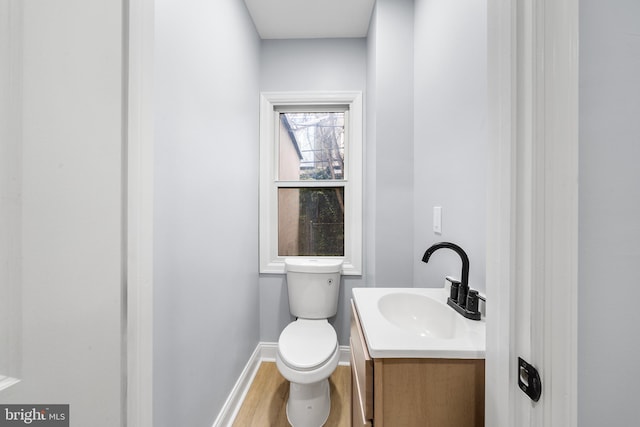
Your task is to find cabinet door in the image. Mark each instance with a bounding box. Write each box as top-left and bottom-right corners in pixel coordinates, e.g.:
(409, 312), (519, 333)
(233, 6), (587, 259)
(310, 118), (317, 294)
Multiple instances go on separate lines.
(350, 300), (373, 423)
(351, 368), (372, 427)
(375, 358), (485, 427)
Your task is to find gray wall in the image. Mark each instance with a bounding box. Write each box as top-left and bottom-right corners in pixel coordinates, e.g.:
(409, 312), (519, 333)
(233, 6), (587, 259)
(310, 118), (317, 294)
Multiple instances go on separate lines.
(579, 0), (640, 425)
(413, 0), (487, 293)
(260, 38), (367, 92)
(153, 0), (261, 425)
(258, 0), (488, 346)
(259, 38), (368, 346)
(257, 0), (419, 348)
(367, 0), (416, 287)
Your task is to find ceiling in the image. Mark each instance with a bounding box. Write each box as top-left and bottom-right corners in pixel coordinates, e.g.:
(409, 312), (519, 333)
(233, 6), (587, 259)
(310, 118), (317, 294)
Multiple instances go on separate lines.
(244, 0), (375, 39)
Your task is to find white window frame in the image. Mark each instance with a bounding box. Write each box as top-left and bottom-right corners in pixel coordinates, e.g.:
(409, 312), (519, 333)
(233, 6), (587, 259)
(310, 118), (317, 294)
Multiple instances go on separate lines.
(259, 91), (363, 275)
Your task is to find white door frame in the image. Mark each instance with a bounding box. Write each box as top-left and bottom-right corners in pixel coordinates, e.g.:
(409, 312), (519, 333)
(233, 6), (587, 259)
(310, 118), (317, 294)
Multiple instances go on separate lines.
(486, 0), (578, 426)
(126, 0), (154, 426)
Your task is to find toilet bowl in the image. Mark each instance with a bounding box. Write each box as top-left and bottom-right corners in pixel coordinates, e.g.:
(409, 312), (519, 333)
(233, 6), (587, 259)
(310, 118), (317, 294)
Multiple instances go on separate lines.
(276, 320), (340, 426)
(276, 319), (340, 427)
(277, 319), (340, 384)
(276, 259), (343, 427)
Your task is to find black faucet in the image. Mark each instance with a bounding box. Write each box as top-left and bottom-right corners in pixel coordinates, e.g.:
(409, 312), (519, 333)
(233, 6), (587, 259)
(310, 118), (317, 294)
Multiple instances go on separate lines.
(422, 242), (481, 320)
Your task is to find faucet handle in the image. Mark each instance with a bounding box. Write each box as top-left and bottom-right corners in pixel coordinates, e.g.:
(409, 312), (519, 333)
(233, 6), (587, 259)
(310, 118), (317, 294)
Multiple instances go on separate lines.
(445, 276), (461, 301)
(466, 290), (480, 314)
(457, 282), (469, 308)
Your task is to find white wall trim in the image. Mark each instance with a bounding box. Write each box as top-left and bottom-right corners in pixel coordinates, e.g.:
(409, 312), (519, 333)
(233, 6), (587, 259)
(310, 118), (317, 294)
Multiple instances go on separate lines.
(338, 345), (351, 366)
(486, 2), (517, 425)
(211, 345), (264, 427)
(126, 0), (154, 426)
(259, 341), (278, 361)
(259, 91), (364, 276)
(535, 1), (579, 426)
(212, 342), (351, 427)
(486, 0), (578, 426)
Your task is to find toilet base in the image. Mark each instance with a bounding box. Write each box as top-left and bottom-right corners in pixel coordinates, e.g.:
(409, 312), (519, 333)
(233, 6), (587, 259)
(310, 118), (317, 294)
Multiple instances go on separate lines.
(286, 378), (330, 427)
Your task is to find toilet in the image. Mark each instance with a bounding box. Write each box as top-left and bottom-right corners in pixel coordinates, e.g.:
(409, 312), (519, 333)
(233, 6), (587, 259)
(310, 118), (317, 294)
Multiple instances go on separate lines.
(276, 258), (343, 427)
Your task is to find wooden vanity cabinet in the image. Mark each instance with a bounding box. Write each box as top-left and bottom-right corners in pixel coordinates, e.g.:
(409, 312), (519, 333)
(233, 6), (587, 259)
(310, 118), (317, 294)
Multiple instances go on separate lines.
(350, 299), (485, 427)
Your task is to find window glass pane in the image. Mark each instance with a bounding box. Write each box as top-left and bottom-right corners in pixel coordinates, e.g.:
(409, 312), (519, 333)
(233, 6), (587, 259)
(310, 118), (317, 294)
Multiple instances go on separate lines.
(279, 112), (345, 180)
(278, 187), (345, 256)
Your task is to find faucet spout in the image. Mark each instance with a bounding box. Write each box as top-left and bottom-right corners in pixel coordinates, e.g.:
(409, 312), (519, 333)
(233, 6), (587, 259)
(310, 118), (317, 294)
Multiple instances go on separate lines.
(422, 241), (481, 320)
(421, 242), (470, 290)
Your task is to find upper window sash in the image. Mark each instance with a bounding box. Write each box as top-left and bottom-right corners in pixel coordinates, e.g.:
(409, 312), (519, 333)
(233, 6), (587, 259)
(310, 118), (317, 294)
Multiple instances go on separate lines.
(276, 109), (347, 183)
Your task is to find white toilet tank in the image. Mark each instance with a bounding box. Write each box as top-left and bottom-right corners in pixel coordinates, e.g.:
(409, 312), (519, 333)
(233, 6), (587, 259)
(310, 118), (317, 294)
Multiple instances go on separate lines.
(285, 259), (343, 319)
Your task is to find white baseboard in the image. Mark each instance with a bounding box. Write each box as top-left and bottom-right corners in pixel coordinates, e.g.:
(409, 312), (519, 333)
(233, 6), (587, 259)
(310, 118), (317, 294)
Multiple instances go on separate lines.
(338, 345), (351, 365)
(211, 344), (262, 427)
(212, 342), (351, 427)
(259, 341), (278, 361)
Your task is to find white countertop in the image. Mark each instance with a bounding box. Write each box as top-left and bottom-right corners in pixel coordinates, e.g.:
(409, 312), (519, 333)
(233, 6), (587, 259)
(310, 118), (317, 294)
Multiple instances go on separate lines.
(351, 287), (486, 359)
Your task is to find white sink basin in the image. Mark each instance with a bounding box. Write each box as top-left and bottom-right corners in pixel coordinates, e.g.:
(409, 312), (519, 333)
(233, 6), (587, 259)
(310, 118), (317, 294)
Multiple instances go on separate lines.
(377, 292), (463, 339)
(352, 287), (485, 359)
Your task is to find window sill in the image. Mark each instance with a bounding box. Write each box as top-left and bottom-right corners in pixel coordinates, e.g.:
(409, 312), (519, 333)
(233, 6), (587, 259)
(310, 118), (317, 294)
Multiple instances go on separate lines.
(260, 258), (361, 276)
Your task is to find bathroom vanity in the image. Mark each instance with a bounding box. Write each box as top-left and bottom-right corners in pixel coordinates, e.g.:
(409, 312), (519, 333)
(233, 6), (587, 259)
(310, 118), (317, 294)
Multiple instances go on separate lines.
(350, 288), (485, 427)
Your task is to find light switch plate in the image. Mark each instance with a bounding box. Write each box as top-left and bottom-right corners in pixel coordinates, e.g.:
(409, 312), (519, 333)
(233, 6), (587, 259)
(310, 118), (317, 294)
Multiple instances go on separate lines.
(433, 206), (442, 234)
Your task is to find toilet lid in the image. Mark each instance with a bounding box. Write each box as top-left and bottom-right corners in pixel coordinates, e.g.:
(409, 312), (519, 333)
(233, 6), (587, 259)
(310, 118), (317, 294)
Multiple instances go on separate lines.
(278, 319), (338, 371)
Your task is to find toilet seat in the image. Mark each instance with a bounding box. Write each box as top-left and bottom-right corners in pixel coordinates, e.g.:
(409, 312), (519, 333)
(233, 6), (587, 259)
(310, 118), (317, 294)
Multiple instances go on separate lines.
(278, 319), (338, 371)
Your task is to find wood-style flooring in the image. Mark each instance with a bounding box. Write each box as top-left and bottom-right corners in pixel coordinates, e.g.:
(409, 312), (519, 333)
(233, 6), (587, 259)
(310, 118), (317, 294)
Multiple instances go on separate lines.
(232, 362), (351, 427)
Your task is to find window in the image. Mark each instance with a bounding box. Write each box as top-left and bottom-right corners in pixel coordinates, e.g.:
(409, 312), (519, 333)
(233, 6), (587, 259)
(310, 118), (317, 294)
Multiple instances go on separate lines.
(259, 92), (363, 275)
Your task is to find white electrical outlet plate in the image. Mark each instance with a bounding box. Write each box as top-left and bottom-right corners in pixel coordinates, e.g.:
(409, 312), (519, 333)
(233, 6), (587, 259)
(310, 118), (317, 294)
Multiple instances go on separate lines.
(433, 206), (442, 234)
